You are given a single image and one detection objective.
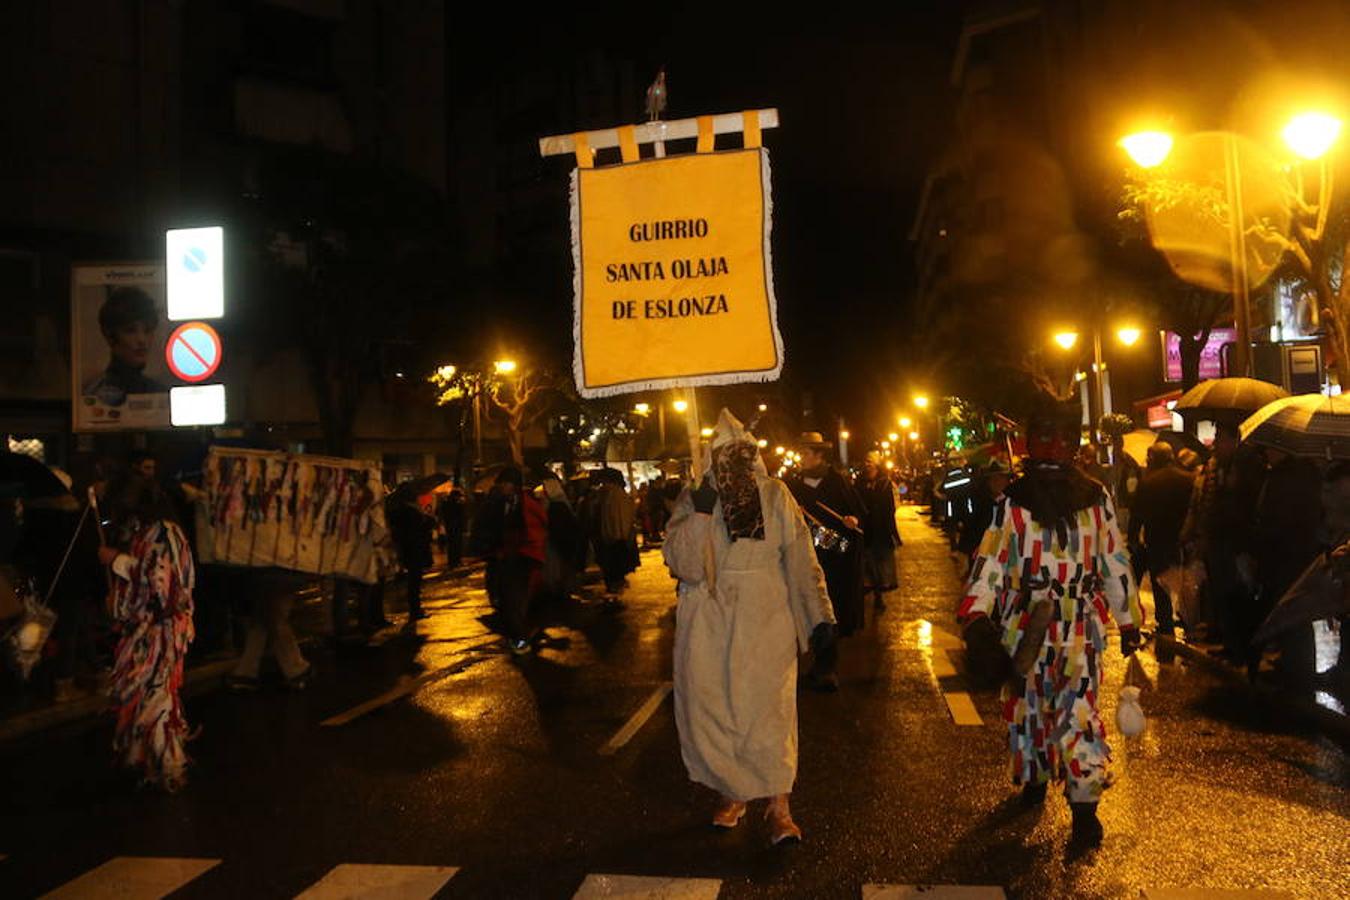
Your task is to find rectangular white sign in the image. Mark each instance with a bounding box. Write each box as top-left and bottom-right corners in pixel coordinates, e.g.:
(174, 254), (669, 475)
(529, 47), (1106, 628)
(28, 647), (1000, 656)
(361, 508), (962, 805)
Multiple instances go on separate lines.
(170, 383), (226, 426)
(166, 226), (224, 321)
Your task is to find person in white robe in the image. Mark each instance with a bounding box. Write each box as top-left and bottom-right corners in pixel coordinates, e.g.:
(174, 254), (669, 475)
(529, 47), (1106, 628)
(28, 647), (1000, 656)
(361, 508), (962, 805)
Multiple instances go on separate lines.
(664, 409), (834, 844)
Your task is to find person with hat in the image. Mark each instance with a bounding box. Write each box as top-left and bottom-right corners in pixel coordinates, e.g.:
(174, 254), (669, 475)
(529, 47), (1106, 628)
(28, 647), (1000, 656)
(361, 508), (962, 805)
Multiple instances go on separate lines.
(664, 410), (834, 845)
(787, 432), (867, 692)
(957, 405), (1142, 849)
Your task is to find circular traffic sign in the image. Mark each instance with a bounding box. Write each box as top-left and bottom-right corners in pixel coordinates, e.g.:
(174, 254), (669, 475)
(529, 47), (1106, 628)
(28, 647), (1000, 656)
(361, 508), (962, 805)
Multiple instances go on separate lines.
(165, 321), (222, 383)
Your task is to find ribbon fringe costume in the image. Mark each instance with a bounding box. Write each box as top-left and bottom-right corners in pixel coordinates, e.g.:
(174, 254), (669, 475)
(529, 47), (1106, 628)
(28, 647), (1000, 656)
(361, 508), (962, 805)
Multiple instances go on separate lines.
(959, 495), (1141, 802)
(110, 520), (196, 790)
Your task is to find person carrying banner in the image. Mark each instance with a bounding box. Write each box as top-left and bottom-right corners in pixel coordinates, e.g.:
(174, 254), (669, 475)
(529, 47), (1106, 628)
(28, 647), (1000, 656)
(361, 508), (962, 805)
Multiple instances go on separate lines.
(957, 405), (1142, 849)
(664, 410), (834, 845)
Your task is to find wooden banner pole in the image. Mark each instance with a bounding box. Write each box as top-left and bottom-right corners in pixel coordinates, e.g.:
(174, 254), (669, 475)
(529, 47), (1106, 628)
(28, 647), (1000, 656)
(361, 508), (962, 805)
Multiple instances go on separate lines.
(686, 386), (704, 482)
(538, 109), (779, 158)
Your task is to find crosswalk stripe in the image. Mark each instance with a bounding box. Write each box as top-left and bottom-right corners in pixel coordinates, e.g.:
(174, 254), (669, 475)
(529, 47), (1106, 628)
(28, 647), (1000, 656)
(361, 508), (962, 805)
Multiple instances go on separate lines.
(942, 690), (984, 726)
(863, 887), (1005, 899)
(41, 856), (221, 900)
(1140, 890), (1297, 899)
(572, 873), (722, 899)
(294, 864), (459, 899)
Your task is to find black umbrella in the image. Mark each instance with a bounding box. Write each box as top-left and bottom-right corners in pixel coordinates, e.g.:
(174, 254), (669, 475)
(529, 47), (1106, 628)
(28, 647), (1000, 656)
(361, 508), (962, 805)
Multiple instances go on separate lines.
(0, 452), (71, 499)
(1175, 377), (1289, 421)
(1240, 394), (1350, 460)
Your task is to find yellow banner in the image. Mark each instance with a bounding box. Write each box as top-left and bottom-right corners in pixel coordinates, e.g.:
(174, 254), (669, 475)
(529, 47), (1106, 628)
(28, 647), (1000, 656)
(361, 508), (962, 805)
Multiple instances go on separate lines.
(571, 148), (783, 397)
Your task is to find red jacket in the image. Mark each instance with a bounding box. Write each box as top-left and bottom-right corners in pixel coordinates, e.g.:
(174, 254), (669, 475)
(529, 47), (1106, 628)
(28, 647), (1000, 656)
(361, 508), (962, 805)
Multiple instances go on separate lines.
(503, 493), (548, 563)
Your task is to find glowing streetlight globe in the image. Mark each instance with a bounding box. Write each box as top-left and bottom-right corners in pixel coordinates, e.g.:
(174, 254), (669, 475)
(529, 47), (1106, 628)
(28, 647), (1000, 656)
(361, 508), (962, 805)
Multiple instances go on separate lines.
(908, 431), (920, 441)
(888, 432), (899, 442)
(840, 430), (851, 440)
(672, 399), (688, 413)
(1053, 331), (1079, 350)
(899, 416), (912, 429)
(1119, 131), (1173, 168)
(493, 359), (517, 374)
(700, 427), (714, 438)
(913, 395), (930, 409)
(1283, 112), (1342, 161)
(1116, 327), (1142, 347)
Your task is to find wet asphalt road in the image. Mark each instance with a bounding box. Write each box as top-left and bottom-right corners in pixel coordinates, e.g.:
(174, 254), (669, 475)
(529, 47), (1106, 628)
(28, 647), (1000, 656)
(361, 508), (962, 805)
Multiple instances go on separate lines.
(1, 508), (1347, 899)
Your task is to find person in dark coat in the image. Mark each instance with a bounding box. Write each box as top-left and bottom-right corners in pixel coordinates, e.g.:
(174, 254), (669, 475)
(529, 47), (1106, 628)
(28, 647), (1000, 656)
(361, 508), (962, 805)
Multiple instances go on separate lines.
(386, 494), (435, 624)
(855, 453), (901, 611)
(438, 488), (467, 569)
(787, 433), (866, 692)
(955, 460), (1012, 561)
(1181, 421), (1265, 649)
(1251, 447), (1323, 678)
(1127, 443), (1195, 636)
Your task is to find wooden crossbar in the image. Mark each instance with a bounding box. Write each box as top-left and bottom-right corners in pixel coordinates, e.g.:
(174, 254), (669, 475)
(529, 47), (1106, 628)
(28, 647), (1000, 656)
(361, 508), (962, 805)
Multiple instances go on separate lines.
(538, 108), (779, 158)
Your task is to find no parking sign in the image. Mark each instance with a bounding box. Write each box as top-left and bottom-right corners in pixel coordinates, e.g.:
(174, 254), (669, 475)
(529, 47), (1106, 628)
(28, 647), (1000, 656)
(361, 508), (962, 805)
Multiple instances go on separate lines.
(165, 321), (222, 383)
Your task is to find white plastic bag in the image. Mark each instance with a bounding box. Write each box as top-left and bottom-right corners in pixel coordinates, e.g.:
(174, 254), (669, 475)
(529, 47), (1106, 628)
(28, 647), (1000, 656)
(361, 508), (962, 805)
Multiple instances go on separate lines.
(4, 585), (56, 681)
(1116, 685), (1146, 737)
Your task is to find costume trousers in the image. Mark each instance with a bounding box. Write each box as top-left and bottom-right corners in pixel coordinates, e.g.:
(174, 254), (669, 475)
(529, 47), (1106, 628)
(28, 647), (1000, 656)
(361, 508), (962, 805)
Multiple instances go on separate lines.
(234, 593), (309, 681)
(1001, 596), (1112, 803)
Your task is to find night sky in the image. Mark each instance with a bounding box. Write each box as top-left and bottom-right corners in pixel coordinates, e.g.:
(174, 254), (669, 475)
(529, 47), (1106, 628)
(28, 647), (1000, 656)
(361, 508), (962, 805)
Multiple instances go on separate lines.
(448, 5), (962, 431)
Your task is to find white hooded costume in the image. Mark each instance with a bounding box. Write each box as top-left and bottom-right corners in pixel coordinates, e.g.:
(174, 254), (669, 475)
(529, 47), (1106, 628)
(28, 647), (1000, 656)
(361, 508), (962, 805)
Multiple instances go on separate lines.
(664, 410), (834, 801)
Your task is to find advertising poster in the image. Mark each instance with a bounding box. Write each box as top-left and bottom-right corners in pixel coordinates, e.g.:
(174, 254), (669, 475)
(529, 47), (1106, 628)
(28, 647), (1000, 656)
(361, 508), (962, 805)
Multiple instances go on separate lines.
(71, 263), (171, 431)
(570, 147), (784, 397)
(195, 448), (390, 584)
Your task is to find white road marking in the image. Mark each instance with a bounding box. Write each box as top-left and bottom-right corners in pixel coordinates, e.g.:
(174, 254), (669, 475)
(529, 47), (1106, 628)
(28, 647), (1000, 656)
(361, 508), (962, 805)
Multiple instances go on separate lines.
(943, 691), (984, 727)
(600, 682), (674, 755)
(41, 857), (221, 900)
(294, 864), (459, 899)
(1141, 890), (1297, 899)
(930, 649), (958, 678)
(573, 873), (722, 899)
(321, 650), (495, 727)
(864, 887), (1005, 899)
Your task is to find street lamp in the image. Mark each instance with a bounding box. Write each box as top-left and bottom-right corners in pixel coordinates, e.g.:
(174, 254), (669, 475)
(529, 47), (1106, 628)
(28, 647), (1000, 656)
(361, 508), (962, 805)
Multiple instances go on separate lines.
(1119, 130), (1174, 168)
(1053, 331), (1079, 350)
(898, 416), (912, 429)
(888, 432), (899, 442)
(672, 399), (688, 413)
(493, 359), (517, 375)
(1116, 326), (1141, 347)
(913, 395), (930, 409)
(1282, 112), (1342, 161)
(758, 403), (768, 412)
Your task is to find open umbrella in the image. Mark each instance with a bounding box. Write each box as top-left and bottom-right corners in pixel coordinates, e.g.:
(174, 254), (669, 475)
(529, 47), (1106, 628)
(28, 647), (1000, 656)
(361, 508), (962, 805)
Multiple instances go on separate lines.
(1175, 377), (1288, 421)
(1252, 550), (1350, 646)
(1240, 394), (1350, 460)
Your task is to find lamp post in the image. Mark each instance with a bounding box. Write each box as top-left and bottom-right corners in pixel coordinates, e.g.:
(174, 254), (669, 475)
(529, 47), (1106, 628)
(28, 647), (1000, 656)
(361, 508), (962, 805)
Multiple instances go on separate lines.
(1053, 324), (1142, 437)
(1120, 111), (1341, 377)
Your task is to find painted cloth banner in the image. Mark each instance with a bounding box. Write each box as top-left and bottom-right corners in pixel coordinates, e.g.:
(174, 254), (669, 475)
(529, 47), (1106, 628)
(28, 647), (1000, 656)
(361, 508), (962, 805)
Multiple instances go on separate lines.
(195, 448), (390, 584)
(571, 148), (784, 397)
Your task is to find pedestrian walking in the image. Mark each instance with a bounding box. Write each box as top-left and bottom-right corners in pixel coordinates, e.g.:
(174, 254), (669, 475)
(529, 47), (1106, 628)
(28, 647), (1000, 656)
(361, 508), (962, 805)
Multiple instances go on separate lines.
(664, 410), (835, 845)
(387, 493), (435, 624)
(855, 452), (901, 611)
(228, 571), (313, 692)
(594, 468), (637, 610)
(439, 487), (467, 569)
(1127, 443), (1194, 637)
(541, 472), (586, 601)
(472, 467), (547, 655)
(98, 473), (196, 791)
(787, 432), (866, 692)
(958, 406), (1142, 848)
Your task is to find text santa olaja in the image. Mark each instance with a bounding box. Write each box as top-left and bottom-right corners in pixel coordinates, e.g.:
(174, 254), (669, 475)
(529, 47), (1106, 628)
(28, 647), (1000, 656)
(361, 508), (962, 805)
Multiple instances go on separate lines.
(607, 219), (729, 319)
(571, 147), (783, 397)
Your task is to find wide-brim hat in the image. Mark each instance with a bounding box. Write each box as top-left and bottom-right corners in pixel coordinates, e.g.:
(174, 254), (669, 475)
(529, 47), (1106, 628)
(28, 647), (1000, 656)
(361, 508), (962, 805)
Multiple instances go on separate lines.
(798, 432), (833, 449)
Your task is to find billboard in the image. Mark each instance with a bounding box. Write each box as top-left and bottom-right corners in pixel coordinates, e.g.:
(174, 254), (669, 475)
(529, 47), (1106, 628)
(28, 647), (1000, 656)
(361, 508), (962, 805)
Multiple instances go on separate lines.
(570, 148), (784, 397)
(71, 263), (171, 431)
(1161, 328), (1236, 384)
